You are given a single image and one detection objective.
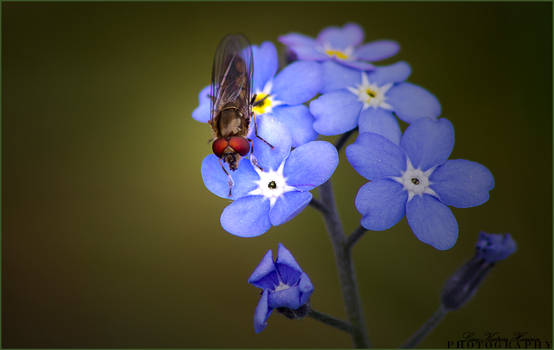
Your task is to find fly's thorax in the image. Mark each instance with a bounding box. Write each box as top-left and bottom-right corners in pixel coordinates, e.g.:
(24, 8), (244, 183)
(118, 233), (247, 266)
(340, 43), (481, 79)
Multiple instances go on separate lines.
(216, 104), (250, 138)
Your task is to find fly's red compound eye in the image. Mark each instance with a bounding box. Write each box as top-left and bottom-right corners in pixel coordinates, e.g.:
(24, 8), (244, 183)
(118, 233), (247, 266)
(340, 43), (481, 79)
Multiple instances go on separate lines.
(229, 137), (250, 156)
(212, 138), (228, 157)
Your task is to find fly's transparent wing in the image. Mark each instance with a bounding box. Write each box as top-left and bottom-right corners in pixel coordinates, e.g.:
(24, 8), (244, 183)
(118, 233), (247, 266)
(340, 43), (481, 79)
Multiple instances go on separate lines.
(210, 34), (253, 123)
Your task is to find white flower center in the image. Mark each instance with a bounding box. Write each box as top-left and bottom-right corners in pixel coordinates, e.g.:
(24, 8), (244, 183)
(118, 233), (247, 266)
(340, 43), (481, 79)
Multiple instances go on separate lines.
(252, 81), (283, 115)
(248, 160), (296, 207)
(274, 281), (290, 292)
(347, 72), (393, 111)
(392, 159), (438, 201)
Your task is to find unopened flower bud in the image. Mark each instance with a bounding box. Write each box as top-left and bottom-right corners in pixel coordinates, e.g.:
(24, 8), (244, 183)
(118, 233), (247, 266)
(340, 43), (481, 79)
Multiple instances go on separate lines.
(249, 244), (314, 333)
(441, 232), (516, 311)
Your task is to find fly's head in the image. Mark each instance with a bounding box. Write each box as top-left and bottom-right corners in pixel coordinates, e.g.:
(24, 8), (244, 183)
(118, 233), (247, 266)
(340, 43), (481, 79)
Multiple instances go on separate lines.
(212, 136), (251, 171)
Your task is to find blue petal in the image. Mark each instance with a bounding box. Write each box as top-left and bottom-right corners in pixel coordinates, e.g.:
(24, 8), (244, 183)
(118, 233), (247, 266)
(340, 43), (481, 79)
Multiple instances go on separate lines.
(430, 159), (495, 208)
(201, 155), (259, 200)
(358, 108), (401, 145)
(270, 191), (312, 226)
(272, 105), (317, 148)
(316, 23), (364, 49)
(321, 61), (361, 93)
(278, 33), (317, 48)
(337, 59), (375, 71)
(252, 115), (292, 171)
(298, 272), (314, 306)
(272, 61), (323, 105)
(406, 194), (458, 250)
(276, 243), (304, 285)
(387, 82), (441, 123)
(310, 91), (362, 135)
(400, 118), (454, 171)
(198, 85), (211, 103)
(268, 285), (302, 310)
(220, 196), (271, 237)
(192, 85), (211, 123)
(367, 61), (411, 85)
(254, 290), (272, 333)
(287, 45), (328, 61)
(354, 40), (400, 61)
(283, 141), (339, 191)
(248, 250), (279, 290)
(252, 42), (278, 93)
(346, 132), (406, 180)
(192, 101), (210, 123)
(355, 180), (408, 231)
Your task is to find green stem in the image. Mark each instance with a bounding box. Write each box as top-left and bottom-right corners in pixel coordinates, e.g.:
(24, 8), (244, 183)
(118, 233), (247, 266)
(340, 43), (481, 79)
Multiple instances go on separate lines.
(335, 129), (356, 152)
(307, 307), (353, 334)
(346, 225), (367, 251)
(318, 180), (371, 348)
(309, 197), (328, 214)
(401, 305), (449, 348)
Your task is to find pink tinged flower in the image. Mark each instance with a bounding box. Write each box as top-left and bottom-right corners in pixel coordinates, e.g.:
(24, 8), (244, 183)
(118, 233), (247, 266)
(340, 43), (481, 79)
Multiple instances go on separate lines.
(279, 22), (400, 71)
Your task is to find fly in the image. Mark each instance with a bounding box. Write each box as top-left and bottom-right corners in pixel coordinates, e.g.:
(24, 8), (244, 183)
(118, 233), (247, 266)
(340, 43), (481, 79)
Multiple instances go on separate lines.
(209, 33), (272, 197)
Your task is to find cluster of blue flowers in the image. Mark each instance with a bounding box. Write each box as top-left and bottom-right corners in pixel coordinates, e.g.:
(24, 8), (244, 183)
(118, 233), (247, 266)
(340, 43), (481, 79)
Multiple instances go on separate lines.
(193, 23), (511, 335)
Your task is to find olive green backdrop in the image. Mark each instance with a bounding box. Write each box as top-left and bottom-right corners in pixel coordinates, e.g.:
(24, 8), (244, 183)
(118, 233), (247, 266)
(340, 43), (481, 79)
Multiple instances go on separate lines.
(2, 2), (552, 348)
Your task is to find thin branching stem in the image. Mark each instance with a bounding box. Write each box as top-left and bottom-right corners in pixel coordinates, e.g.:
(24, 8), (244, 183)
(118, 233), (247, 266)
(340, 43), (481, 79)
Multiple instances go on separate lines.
(309, 197), (328, 214)
(346, 225), (367, 251)
(318, 180), (371, 348)
(401, 305), (449, 348)
(335, 129), (356, 151)
(307, 307), (353, 334)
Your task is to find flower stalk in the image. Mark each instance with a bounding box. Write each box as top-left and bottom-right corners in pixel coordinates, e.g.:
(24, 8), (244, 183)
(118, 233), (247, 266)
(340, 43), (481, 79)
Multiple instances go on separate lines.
(318, 179), (371, 348)
(307, 307), (354, 334)
(346, 225), (367, 251)
(401, 305), (449, 348)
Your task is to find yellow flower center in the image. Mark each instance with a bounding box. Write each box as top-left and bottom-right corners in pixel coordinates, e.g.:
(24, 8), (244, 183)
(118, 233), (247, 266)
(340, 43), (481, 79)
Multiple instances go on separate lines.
(366, 88), (377, 99)
(252, 93), (272, 115)
(325, 49), (349, 60)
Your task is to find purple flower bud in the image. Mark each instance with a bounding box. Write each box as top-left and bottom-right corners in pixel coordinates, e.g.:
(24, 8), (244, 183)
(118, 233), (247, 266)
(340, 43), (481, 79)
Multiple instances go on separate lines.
(249, 244), (314, 333)
(475, 232), (517, 263)
(441, 232), (516, 310)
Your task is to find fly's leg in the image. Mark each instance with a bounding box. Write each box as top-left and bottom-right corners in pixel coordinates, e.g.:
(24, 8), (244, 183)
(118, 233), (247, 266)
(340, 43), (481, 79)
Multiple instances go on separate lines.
(247, 138), (264, 171)
(218, 158), (234, 197)
(251, 94), (269, 107)
(252, 113), (274, 149)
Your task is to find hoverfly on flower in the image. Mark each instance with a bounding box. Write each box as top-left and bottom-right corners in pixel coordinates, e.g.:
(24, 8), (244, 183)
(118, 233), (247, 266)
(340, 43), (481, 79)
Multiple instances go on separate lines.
(208, 33), (272, 197)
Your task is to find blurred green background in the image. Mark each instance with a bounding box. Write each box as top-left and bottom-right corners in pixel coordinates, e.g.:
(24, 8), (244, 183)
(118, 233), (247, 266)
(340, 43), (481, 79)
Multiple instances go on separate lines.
(2, 2), (551, 348)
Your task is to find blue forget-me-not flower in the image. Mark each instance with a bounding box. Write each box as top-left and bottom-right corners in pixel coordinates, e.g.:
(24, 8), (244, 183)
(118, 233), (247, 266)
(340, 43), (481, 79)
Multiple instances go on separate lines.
(346, 118), (494, 250)
(279, 22), (399, 71)
(309, 60), (441, 140)
(249, 243), (314, 333)
(192, 41), (322, 148)
(201, 118), (338, 237)
(441, 232), (516, 310)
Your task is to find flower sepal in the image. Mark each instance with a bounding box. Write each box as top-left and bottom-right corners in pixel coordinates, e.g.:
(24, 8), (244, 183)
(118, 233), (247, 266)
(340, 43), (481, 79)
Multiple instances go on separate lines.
(276, 304), (310, 320)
